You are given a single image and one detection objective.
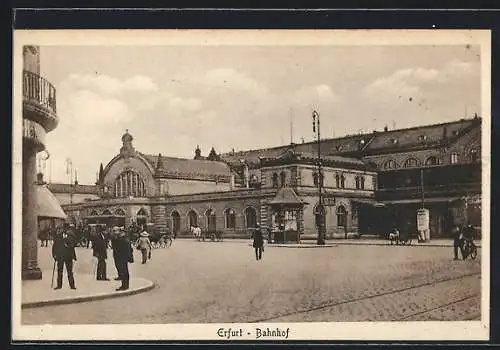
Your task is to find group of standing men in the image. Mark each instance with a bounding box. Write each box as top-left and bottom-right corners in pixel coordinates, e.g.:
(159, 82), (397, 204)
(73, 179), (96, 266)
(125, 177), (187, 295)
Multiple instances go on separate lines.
(52, 225), (135, 291)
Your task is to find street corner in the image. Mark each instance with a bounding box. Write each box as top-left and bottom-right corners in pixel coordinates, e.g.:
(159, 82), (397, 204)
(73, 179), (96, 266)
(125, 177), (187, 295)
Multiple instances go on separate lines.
(21, 273), (155, 309)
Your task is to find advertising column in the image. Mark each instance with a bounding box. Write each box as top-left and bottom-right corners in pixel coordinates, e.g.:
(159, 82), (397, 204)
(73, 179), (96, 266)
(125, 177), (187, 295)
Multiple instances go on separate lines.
(417, 208), (430, 242)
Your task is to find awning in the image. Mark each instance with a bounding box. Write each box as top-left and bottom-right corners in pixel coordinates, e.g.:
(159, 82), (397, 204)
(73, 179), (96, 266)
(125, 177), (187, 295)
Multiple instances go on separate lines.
(36, 185), (67, 219)
(269, 187), (308, 206)
(382, 197), (462, 205)
(352, 199), (386, 207)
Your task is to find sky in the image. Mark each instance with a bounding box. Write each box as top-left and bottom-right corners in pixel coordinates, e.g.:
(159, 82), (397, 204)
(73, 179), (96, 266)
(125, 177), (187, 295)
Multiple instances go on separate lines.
(35, 43), (481, 185)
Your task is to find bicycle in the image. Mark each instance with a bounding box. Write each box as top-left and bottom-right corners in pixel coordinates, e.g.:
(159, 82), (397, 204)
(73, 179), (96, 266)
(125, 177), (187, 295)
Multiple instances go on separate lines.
(462, 239), (478, 260)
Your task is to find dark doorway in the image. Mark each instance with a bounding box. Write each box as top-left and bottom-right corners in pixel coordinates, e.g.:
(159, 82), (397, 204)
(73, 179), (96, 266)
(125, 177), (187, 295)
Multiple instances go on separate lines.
(171, 211), (181, 234)
(206, 209), (216, 233)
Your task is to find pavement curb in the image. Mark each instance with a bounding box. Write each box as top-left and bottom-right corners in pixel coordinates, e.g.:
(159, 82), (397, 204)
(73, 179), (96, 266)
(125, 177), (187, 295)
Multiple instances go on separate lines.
(22, 278), (155, 309)
(263, 242), (481, 248)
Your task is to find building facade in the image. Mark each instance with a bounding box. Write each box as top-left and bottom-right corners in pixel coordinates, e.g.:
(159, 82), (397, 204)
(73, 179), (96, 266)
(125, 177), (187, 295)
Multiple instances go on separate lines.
(54, 116), (482, 241)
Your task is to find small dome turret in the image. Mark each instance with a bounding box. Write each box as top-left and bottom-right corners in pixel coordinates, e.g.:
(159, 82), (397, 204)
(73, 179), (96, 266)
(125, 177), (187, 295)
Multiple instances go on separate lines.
(121, 129), (133, 143)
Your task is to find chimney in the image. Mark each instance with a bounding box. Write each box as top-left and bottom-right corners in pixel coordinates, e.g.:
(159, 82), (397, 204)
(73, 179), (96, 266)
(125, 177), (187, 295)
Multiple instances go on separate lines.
(74, 170), (78, 185)
(230, 172), (235, 190)
(384, 125), (388, 132)
(443, 126), (448, 139)
(36, 172), (45, 185)
(243, 164), (249, 189)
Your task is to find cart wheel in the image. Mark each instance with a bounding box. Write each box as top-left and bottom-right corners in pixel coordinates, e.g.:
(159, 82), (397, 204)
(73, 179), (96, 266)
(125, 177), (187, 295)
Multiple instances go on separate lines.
(470, 246), (478, 260)
(407, 239), (412, 246)
(166, 238), (172, 248)
(151, 242), (158, 249)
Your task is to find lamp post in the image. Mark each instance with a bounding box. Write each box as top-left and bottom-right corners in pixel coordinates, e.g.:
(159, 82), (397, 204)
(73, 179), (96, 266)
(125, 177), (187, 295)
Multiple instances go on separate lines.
(66, 158), (73, 206)
(313, 110), (326, 245)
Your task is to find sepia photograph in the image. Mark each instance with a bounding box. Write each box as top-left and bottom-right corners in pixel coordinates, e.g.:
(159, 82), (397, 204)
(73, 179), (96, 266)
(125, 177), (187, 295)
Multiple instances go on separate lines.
(12, 29), (490, 341)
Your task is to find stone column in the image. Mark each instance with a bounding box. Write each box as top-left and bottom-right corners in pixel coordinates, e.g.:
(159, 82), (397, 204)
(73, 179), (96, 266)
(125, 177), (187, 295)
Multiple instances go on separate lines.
(22, 144), (42, 280)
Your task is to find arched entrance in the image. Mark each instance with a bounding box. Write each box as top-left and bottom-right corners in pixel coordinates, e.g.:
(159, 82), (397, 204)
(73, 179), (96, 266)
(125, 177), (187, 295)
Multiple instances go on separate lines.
(245, 207), (257, 228)
(136, 208), (148, 227)
(205, 209), (216, 233)
(171, 211), (181, 235)
(188, 210), (198, 228)
(336, 205), (347, 227)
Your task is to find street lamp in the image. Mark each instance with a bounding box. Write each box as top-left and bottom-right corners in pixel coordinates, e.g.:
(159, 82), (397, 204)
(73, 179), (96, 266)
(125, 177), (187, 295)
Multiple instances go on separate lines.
(66, 158), (74, 206)
(313, 110), (326, 245)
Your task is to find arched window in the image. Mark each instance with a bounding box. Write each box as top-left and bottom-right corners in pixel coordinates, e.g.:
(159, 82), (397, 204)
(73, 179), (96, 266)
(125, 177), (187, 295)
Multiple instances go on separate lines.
(102, 209), (112, 216)
(340, 174), (346, 188)
(114, 208), (126, 216)
(355, 176), (360, 189)
(280, 171), (286, 187)
(171, 211), (181, 234)
(249, 174), (259, 188)
(335, 173), (340, 188)
(188, 210), (198, 228)
(336, 205), (347, 227)
(90, 210), (98, 216)
(425, 156), (440, 166)
(245, 207), (257, 228)
(225, 208), (236, 229)
(450, 152), (459, 164)
(469, 148), (479, 163)
(360, 176), (365, 190)
(383, 159), (398, 170)
(114, 170), (146, 198)
(403, 158), (419, 168)
(272, 173), (279, 188)
(313, 172), (319, 187)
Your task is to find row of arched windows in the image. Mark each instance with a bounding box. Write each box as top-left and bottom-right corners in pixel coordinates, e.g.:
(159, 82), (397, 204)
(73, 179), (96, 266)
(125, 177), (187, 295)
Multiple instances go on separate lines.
(169, 206), (258, 232)
(383, 150), (479, 170)
(89, 208), (147, 217)
(272, 172), (287, 188)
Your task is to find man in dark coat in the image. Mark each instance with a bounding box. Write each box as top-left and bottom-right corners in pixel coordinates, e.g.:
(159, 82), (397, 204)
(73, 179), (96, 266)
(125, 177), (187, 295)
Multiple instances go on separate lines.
(111, 227), (122, 281)
(113, 227), (134, 291)
(252, 223), (264, 261)
(52, 227), (77, 289)
(92, 227), (109, 281)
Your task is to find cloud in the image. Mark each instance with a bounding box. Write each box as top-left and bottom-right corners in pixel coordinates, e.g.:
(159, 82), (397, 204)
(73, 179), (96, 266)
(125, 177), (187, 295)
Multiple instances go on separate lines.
(64, 73), (158, 95)
(58, 89), (132, 126)
(198, 68), (269, 98)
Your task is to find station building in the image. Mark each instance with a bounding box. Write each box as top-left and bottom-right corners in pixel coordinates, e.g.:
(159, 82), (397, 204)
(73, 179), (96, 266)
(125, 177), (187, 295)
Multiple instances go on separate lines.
(51, 116), (482, 241)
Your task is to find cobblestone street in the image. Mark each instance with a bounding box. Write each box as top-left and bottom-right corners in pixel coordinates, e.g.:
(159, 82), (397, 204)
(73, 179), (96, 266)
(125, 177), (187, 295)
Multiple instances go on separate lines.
(22, 239), (481, 324)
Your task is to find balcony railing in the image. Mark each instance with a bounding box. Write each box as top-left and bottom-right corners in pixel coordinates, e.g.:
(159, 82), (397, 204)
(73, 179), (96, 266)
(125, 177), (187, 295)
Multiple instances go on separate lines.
(23, 70), (57, 115)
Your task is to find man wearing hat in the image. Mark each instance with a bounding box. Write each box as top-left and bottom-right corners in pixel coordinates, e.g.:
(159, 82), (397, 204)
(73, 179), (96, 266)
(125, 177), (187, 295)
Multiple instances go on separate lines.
(52, 226), (77, 289)
(252, 223), (264, 261)
(137, 227), (152, 264)
(112, 226), (134, 291)
(92, 226), (109, 281)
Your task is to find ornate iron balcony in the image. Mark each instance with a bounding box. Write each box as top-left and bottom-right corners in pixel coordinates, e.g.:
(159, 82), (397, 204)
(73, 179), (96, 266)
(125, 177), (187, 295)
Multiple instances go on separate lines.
(22, 70), (58, 131)
(23, 70), (57, 113)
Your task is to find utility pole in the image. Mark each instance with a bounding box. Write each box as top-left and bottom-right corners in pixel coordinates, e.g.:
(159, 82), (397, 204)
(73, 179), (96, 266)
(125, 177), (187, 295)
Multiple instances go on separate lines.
(313, 110), (326, 245)
(420, 168), (425, 209)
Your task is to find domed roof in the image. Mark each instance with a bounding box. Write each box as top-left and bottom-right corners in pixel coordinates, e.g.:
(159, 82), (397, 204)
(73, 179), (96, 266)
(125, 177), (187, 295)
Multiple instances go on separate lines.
(121, 129), (133, 143)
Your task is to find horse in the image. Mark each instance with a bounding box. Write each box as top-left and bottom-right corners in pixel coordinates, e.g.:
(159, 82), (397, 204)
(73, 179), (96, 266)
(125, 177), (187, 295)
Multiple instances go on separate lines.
(191, 226), (202, 241)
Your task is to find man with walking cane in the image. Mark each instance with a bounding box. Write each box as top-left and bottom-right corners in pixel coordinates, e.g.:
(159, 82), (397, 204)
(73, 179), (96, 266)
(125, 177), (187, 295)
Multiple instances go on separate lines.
(52, 226), (77, 290)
